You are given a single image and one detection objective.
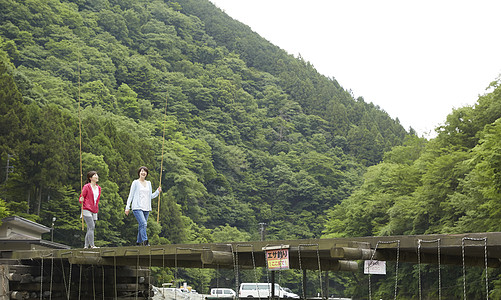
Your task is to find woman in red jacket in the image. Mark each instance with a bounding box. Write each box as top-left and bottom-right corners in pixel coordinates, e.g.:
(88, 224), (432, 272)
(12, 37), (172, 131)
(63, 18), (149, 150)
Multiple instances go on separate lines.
(79, 171), (101, 249)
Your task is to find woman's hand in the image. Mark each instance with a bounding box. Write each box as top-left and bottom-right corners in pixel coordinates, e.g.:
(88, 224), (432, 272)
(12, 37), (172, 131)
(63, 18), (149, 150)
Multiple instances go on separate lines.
(125, 209), (130, 216)
(79, 196), (84, 203)
(157, 187), (162, 193)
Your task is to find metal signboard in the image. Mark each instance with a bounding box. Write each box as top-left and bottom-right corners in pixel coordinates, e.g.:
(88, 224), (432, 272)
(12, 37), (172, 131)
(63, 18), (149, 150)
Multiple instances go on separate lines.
(263, 245), (290, 270)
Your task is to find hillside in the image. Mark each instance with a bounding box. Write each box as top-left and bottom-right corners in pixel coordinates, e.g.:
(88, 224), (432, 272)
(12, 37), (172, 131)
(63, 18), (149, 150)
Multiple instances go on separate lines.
(323, 78), (501, 297)
(1, 0), (413, 295)
(0, 0), (411, 243)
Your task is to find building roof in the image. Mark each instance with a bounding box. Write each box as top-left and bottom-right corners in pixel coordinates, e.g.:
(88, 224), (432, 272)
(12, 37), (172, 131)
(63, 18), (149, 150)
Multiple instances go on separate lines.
(2, 216), (50, 234)
(0, 216), (70, 250)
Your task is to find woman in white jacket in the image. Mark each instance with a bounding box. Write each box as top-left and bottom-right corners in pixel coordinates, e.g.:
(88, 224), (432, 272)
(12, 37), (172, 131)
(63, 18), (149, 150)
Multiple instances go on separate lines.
(125, 166), (161, 246)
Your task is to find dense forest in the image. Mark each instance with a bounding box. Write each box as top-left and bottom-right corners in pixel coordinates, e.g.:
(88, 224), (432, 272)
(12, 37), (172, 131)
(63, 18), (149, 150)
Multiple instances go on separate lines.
(1, 0), (500, 298)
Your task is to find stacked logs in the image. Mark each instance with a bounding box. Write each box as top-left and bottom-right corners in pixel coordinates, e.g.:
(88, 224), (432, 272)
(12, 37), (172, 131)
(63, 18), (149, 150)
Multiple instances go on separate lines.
(2, 260), (153, 299)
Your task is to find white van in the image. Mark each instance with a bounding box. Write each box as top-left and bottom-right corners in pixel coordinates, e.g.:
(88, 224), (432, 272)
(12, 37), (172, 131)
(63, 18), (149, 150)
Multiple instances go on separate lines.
(210, 288), (236, 299)
(239, 283), (285, 298)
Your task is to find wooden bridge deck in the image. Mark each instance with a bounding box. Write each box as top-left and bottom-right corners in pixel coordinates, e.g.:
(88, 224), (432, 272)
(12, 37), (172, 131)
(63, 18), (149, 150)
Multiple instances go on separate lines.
(4, 232), (501, 270)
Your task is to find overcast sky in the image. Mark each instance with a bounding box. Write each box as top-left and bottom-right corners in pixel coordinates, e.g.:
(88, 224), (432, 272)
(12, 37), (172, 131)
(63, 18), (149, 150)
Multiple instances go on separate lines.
(208, 0), (501, 137)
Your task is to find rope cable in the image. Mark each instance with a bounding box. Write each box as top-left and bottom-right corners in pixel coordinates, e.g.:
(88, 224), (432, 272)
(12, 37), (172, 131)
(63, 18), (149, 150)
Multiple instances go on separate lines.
(50, 252), (54, 300)
(230, 244), (238, 299)
(135, 251), (139, 300)
(157, 91), (169, 223)
(418, 239), (441, 300)
(462, 237), (488, 300)
(101, 265), (105, 300)
(368, 240), (400, 300)
(92, 265), (96, 300)
(298, 244), (323, 299)
(68, 262), (72, 300)
(40, 253), (43, 300)
(78, 53), (84, 231)
(298, 245), (305, 300)
(316, 244), (323, 299)
(61, 251), (73, 300)
(78, 264), (82, 300)
(61, 257), (68, 297)
(102, 249), (118, 299)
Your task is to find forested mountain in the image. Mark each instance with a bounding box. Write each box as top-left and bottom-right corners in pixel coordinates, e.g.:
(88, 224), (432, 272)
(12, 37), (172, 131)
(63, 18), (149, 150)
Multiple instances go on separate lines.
(0, 0), (408, 245)
(4, 0), (500, 297)
(323, 79), (501, 297)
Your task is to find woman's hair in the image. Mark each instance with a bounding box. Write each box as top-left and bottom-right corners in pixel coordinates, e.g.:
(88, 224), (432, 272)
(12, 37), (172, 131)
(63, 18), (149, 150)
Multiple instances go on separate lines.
(137, 166), (149, 177)
(86, 171), (98, 184)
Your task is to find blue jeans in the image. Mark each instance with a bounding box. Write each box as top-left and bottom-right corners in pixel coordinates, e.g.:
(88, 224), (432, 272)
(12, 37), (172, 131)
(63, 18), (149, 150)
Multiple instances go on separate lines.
(132, 210), (149, 243)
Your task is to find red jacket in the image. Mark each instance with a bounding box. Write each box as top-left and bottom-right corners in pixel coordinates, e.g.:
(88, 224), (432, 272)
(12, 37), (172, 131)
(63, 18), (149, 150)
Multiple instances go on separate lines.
(79, 183), (101, 213)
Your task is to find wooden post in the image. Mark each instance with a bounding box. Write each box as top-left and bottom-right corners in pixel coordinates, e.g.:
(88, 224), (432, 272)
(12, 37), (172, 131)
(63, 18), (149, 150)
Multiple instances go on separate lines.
(0, 265), (9, 300)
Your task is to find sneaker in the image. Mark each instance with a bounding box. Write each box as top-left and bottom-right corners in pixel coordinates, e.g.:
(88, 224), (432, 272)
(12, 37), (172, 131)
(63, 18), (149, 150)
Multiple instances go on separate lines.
(90, 245), (100, 249)
(143, 240), (150, 246)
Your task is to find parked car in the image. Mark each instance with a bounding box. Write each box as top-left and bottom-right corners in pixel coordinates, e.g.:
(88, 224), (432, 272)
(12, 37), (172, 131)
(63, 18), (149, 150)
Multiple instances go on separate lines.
(208, 288), (236, 299)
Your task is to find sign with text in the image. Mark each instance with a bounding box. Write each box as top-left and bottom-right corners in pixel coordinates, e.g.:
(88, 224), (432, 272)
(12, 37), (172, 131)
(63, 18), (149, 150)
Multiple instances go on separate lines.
(265, 247), (290, 270)
(364, 260), (386, 275)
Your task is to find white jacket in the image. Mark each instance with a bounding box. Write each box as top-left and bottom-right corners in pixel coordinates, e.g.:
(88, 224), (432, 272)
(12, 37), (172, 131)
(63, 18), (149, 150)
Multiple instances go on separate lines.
(125, 180), (159, 211)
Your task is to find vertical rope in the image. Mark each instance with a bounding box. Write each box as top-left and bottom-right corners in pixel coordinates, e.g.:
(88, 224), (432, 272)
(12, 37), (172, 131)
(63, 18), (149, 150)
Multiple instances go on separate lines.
(135, 252), (139, 300)
(316, 244), (323, 299)
(418, 239), (422, 300)
(230, 244), (238, 299)
(60, 251), (73, 300)
(462, 237), (488, 300)
(264, 247), (269, 295)
(234, 245), (239, 298)
(484, 238), (489, 300)
(236, 245), (260, 298)
(147, 247), (166, 299)
(102, 265), (105, 300)
(67, 263), (73, 300)
(174, 247), (184, 300)
(418, 239), (441, 300)
(462, 238), (467, 300)
(395, 240), (400, 300)
(61, 257), (68, 297)
(78, 54), (84, 231)
(68, 262), (73, 300)
(163, 248), (166, 299)
(150, 248), (165, 298)
(102, 249), (117, 300)
(250, 246), (259, 298)
(438, 239), (441, 300)
(298, 244), (322, 298)
(298, 245), (305, 300)
(50, 252), (54, 300)
(368, 240), (400, 300)
(92, 265), (96, 300)
(114, 255), (117, 300)
(40, 253), (43, 300)
(149, 248), (152, 297)
(157, 91), (169, 223)
(78, 264), (82, 300)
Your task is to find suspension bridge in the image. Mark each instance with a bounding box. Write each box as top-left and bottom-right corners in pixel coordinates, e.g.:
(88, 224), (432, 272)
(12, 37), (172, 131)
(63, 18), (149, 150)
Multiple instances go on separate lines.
(0, 232), (500, 299)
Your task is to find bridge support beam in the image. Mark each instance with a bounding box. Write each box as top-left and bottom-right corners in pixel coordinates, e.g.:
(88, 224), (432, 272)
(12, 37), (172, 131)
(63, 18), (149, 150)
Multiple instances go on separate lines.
(331, 247), (374, 260)
(201, 250), (233, 265)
